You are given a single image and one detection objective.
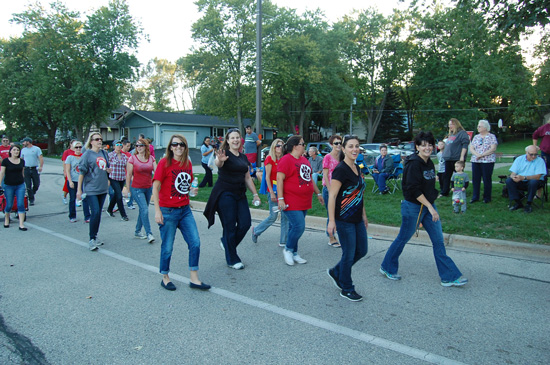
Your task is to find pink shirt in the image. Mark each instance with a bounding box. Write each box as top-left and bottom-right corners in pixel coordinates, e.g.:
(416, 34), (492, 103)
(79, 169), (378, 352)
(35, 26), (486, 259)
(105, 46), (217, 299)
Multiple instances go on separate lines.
(128, 155), (155, 188)
(322, 153), (339, 186)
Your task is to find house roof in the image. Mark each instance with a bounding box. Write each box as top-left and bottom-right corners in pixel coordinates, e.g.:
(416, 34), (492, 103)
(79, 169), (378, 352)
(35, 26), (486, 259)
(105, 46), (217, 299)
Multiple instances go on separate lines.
(125, 110), (239, 128)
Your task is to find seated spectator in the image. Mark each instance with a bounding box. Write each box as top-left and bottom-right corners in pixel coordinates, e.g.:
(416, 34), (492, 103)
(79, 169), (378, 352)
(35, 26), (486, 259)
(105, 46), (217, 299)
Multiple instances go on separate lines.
(372, 145), (394, 194)
(308, 146), (323, 182)
(506, 145), (547, 213)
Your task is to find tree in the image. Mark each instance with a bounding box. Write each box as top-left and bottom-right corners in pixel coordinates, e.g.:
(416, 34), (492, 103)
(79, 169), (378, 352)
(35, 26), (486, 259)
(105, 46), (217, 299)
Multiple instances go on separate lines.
(0, 0), (142, 151)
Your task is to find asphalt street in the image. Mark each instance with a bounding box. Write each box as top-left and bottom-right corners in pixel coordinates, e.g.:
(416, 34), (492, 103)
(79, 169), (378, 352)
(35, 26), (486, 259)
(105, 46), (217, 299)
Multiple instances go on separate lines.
(0, 158), (548, 364)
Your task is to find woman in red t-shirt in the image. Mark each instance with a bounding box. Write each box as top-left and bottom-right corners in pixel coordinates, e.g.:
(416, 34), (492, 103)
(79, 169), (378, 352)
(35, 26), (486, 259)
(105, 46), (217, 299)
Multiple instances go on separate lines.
(252, 139), (288, 246)
(126, 138), (157, 243)
(153, 134), (210, 291)
(277, 135), (324, 266)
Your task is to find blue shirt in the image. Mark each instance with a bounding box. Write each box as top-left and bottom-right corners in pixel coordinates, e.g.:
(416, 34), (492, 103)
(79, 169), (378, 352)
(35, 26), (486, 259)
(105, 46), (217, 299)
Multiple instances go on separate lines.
(509, 155), (546, 180)
(200, 144), (213, 164)
(244, 132), (259, 154)
(20, 145), (42, 167)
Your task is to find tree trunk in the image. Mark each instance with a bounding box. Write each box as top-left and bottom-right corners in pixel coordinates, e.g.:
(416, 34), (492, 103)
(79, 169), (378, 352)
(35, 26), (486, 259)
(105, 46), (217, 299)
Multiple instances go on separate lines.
(365, 90), (388, 143)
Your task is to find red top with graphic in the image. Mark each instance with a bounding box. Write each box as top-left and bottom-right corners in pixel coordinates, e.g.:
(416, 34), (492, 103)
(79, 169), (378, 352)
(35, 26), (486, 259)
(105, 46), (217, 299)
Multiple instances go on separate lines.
(277, 154), (314, 211)
(0, 145), (11, 160)
(153, 157), (193, 208)
(264, 155), (279, 186)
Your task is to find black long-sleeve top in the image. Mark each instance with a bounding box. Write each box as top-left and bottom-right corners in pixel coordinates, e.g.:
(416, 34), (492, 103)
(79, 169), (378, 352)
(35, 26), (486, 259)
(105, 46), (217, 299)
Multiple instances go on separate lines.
(402, 153), (439, 205)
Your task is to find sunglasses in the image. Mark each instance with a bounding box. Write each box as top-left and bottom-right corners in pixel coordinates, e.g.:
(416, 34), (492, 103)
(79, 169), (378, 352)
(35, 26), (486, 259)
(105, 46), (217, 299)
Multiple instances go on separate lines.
(171, 142), (186, 148)
(92, 138), (103, 142)
(275, 145), (282, 148)
(75, 146), (82, 149)
(227, 128), (240, 134)
(298, 142), (306, 146)
(136, 144), (145, 147)
(115, 143), (123, 146)
(333, 141), (342, 146)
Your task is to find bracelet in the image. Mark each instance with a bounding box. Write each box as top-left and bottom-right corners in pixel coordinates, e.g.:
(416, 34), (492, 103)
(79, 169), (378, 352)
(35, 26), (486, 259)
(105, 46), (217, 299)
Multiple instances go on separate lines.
(278, 197), (285, 200)
(317, 193), (322, 196)
(253, 194), (259, 196)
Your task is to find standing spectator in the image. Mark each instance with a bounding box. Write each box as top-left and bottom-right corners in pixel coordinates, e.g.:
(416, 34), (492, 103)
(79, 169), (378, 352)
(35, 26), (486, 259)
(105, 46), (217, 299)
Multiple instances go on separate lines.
(20, 137), (44, 205)
(532, 119), (550, 167)
(441, 118), (470, 197)
(106, 141), (129, 221)
(436, 141), (446, 192)
(127, 138), (157, 242)
(371, 145), (394, 195)
(326, 135), (368, 301)
(252, 138), (288, 247)
(203, 128), (261, 270)
(199, 136), (214, 188)
(322, 135), (343, 247)
(380, 131), (468, 287)
(61, 140), (76, 205)
(244, 125), (260, 164)
(277, 135), (324, 266)
(469, 119), (498, 203)
(1, 145), (27, 230)
(0, 136), (10, 162)
(77, 133), (112, 251)
(308, 146), (323, 183)
(64, 141), (90, 223)
(153, 134), (210, 291)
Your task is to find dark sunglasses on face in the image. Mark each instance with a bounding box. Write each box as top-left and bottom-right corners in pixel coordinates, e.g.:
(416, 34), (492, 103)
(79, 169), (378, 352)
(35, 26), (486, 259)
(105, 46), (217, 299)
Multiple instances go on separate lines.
(136, 144), (145, 147)
(75, 146), (82, 149)
(275, 145), (282, 148)
(171, 142), (186, 148)
(92, 138), (103, 141)
(333, 141), (342, 146)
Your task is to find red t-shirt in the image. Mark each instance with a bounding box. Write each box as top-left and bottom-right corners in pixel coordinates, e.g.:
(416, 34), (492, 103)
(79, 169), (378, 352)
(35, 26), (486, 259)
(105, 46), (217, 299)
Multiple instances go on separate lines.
(128, 155), (154, 189)
(61, 148), (75, 162)
(264, 155), (279, 188)
(122, 151), (131, 158)
(277, 154), (314, 211)
(153, 157), (193, 208)
(0, 145), (10, 160)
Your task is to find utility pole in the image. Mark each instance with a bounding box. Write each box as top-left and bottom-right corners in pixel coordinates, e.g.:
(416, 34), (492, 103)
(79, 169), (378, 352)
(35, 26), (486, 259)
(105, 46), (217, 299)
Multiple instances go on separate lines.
(349, 96), (356, 135)
(255, 0), (262, 164)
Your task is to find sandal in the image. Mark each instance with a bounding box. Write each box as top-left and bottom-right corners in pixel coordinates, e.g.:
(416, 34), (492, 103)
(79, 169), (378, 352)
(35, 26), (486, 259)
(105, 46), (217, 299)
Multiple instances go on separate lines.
(328, 241), (341, 248)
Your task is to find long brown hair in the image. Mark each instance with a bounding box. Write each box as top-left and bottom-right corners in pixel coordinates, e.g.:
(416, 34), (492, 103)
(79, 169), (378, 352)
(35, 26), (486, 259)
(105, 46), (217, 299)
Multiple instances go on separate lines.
(164, 134), (189, 166)
(220, 128), (241, 151)
(449, 118), (465, 133)
(134, 138), (151, 160)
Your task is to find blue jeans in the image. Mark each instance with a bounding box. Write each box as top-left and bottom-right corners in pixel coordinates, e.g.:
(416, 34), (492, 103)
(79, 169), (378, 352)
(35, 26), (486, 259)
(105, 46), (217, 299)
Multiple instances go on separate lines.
(158, 205), (200, 273)
(372, 172), (389, 192)
(381, 200), (462, 282)
(217, 191), (251, 265)
(3, 183), (26, 213)
(332, 220), (368, 292)
(471, 162), (494, 202)
(282, 210), (306, 253)
(67, 182), (81, 219)
(86, 194), (107, 240)
(254, 198), (289, 244)
(132, 187), (153, 235)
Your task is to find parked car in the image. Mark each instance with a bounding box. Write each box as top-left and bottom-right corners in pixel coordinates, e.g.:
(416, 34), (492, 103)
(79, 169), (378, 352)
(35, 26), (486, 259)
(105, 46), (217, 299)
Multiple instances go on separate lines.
(360, 143), (403, 156)
(385, 137), (401, 146)
(306, 141), (332, 156)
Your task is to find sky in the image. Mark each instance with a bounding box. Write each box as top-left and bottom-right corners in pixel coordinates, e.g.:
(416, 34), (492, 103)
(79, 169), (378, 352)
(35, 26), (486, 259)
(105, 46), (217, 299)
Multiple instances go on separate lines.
(0, 0), (410, 66)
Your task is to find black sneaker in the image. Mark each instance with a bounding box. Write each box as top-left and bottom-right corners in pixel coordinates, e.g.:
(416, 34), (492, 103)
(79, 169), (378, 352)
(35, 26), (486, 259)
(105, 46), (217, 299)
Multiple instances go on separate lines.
(524, 204), (533, 213)
(327, 269), (342, 290)
(340, 290), (363, 302)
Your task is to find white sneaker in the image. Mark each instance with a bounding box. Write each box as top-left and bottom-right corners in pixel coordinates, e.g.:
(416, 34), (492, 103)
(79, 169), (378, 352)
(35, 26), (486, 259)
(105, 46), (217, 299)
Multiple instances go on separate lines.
(220, 239), (225, 251)
(147, 234), (155, 243)
(293, 254), (307, 264)
(62, 196), (68, 205)
(88, 239), (98, 251)
(127, 205), (136, 210)
(283, 249), (294, 266)
(95, 238), (104, 246)
(135, 232), (147, 239)
(228, 262), (244, 270)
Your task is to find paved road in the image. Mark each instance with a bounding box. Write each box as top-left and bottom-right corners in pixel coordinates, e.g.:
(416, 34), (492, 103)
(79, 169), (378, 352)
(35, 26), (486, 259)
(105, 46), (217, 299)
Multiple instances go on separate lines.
(0, 159), (548, 364)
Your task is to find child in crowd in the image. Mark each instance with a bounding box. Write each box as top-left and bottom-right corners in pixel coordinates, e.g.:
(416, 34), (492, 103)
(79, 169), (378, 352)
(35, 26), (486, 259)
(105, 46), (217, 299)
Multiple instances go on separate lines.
(451, 160), (469, 213)
(437, 141), (445, 192)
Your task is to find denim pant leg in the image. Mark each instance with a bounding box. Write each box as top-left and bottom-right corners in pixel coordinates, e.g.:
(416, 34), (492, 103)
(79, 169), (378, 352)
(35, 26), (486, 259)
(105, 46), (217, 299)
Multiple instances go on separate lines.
(3, 184), (16, 213)
(254, 199), (278, 236)
(218, 192), (251, 265)
(133, 187), (152, 235)
(421, 203), (462, 282)
(87, 194), (106, 240)
(378, 173), (389, 192)
(108, 179), (127, 218)
(177, 206), (201, 271)
(14, 183), (26, 213)
(283, 210), (306, 253)
(471, 162), (481, 201)
(24, 168), (34, 201)
(279, 205), (289, 245)
(322, 186), (330, 237)
(199, 162), (213, 187)
(526, 179), (541, 203)
(82, 196), (91, 221)
(158, 207), (180, 274)
(381, 201), (419, 275)
(333, 220), (368, 292)
(481, 163), (494, 202)
(68, 183), (77, 219)
(505, 177), (521, 201)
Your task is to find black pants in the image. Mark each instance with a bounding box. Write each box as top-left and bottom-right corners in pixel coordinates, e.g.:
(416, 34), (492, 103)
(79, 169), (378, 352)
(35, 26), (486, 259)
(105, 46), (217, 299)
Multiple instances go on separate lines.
(441, 160), (458, 196)
(107, 179), (127, 218)
(199, 162), (213, 187)
(24, 167), (40, 202)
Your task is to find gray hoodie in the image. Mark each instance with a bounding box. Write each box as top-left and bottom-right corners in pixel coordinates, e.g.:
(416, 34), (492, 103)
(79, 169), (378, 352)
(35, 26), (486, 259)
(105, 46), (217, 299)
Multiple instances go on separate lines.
(79, 149), (110, 195)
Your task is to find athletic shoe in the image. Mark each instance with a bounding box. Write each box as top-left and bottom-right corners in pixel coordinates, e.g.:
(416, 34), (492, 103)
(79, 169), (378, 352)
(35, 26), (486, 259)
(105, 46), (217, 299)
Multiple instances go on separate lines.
(293, 254), (307, 264)
(84, 219), (90, 223)
(340, 290), (363, 302)
(135, 233), (147, 239)
(251, 227), (258, 243)
(63, 196), (68, 205)
(121, 216), (129, 221)
(278, 242), (286, 247)
(228, 262), (244, 270)
(283, 249), (294, 266)
(95, 238), (104, 246)
(69, 218), (77, 223)
(147, 234), (155, 243)
(106, 211), (115, 217)
(113, 207), (119, 213)
(127, 205), (136, 210)
(88, 239), (98, 251)
(379, 267), (402, 281)
(441, 276), (468, 287)
(220, 238), (225, 251)
(76, 200), (82, 207)
(327, 268), (342, 289)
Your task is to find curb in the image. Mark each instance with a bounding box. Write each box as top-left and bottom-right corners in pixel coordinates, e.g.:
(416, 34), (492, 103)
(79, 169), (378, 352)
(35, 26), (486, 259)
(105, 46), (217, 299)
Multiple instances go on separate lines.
(189, 200), (550, 262)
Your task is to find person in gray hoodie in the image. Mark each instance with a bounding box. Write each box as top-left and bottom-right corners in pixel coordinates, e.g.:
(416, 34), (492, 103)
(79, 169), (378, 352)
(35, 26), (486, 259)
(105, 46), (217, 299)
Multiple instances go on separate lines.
(440, 118), (470, 196)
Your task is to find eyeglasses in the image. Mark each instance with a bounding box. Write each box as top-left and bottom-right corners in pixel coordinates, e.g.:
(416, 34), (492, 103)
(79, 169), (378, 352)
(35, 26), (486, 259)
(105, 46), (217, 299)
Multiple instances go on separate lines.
(333, 141), (342, 146)
(136, 144), (145, 147)
(171, 142), (186, 148)
(92, 138), (103, 142)
(528, 153), (538, 157)
(275, 145), (282, 148)
(75, 146), (82, 149)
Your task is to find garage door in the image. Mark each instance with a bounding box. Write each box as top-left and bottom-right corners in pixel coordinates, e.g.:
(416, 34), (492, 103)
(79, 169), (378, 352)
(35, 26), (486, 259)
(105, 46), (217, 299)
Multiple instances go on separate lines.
(162, 130), (197, 149)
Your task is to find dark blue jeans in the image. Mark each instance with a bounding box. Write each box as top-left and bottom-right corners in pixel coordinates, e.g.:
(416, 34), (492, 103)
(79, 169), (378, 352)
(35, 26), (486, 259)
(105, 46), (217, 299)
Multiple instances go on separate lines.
(332, 220), (368, 292)
(381, 200), (462, 282)
(217, 191), (251, 265)
(506, 177), (541, 203)
(86, 194), (107, 240)
(282, 210), (307, 253)
(3, 183), (26, 213)
(107, 179), (127, 218)
(471, 162), (494, 202)
(372, 172), (389, 192)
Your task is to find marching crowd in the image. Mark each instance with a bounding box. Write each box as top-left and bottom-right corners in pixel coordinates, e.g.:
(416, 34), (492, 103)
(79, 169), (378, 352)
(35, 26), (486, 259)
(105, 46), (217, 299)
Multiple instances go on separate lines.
(1, 117), (549, 301)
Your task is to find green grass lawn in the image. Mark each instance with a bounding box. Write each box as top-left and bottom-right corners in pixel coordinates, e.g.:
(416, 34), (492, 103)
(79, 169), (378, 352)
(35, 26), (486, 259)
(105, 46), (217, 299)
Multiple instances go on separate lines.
(192, 171), (550, 245)
(495, 138), (533, 155)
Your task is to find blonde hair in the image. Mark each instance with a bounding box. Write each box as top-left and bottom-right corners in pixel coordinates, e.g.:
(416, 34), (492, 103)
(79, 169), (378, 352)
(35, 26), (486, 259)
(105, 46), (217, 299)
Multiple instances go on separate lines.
(84, 133), (102, 150)
(449, 118), (465, 133)
(268, 139), (284, 161)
